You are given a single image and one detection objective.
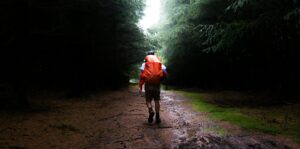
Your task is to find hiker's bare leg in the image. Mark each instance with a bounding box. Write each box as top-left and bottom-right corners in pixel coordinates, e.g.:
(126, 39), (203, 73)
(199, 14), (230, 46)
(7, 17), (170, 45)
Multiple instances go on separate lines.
(154, 100), (160, 113)
(146, 99), (155, 123)
(145, 89), (154, 112)
(146, 100), (153, 110)
(154, 100), (161, 123)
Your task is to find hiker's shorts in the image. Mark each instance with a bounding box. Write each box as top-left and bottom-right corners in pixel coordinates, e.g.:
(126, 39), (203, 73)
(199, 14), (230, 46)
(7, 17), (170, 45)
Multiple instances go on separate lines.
(145, 83), (160, 102)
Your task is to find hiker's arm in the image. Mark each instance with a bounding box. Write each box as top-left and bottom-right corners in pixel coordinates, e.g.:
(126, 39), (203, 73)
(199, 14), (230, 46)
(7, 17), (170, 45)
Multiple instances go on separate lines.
(163, 70), (167, 78)
(138, 72), (144, 96)
(162, 64), (167, 79)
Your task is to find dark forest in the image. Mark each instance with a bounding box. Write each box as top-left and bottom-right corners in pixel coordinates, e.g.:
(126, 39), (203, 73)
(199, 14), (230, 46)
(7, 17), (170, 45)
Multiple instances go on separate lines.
(1, 0), (300, 105)
(1, 0), (148, 106)
(1, 0), (300, 148)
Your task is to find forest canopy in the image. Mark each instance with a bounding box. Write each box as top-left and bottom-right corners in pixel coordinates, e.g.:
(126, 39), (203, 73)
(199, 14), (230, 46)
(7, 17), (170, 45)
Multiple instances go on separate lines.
(1, 0), (149, 106)
(1, 0), (147, 89)
(1, 0), (300, 107)
(152, 0), (300, 91)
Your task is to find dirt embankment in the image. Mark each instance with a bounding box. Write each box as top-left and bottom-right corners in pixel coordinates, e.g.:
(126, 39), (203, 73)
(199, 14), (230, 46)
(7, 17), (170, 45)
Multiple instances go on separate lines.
(0, 87), (299, 149)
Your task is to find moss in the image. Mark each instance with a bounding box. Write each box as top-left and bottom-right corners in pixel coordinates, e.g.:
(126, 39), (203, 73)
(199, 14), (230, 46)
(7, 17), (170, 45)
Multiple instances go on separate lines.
(181, 91), (300, 144)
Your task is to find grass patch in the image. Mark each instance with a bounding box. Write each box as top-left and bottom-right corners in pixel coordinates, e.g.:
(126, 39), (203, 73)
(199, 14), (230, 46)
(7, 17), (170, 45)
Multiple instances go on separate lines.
(49, 123), (80, 134)
(206, 125), (227, 136)
(180, 91), (300, 144)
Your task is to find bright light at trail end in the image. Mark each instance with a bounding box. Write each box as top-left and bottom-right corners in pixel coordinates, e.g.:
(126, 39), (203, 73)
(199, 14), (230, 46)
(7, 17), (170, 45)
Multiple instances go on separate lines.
(138, 0), (161, 33)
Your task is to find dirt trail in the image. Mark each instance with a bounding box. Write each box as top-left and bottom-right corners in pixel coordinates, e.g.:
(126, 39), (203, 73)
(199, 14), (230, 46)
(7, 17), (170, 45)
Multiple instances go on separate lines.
(0, 87), (299, 149)
(160, 91), (300, 149)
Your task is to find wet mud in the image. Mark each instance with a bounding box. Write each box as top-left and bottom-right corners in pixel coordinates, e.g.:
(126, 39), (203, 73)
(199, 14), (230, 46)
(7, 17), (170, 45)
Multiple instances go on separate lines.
(0, 88), (299, 149)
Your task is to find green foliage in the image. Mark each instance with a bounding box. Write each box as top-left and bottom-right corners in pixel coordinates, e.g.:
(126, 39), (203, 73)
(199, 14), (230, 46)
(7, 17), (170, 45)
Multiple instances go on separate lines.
(49, 123), (80, 133)
(189, 0), (229, 24)
(181, 91), (300, 143)
(225, 0), (251, 12)
(1, 0), (147, 92)
(183, 91), (277, 133)
(154, 0), (300, 89)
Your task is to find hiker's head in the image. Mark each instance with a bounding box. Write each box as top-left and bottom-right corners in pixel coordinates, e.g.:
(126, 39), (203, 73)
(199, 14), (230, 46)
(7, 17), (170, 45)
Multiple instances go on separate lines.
(146, 50), (155, 55)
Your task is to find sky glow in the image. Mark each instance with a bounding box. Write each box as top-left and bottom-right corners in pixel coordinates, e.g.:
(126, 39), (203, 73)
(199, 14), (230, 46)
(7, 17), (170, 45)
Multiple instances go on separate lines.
(138, 0), (161, 33)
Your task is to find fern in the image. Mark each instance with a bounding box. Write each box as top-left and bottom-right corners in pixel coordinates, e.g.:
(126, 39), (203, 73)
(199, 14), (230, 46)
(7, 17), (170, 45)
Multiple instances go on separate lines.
(225, 0), (251, 12)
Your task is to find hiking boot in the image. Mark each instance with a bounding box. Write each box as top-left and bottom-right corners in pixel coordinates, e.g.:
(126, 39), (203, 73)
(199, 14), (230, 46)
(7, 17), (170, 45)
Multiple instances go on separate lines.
(148, 111), (155, 123)
(155, 113), (161, 124)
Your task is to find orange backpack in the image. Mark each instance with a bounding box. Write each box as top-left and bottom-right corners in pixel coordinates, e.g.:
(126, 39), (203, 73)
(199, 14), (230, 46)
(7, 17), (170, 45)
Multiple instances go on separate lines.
(143, 55), (163, 84)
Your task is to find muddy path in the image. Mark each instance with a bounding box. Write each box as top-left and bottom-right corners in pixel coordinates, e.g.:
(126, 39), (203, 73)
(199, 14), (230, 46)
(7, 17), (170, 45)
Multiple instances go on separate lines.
(160, 91), (300, 149)
(0, 87), (299, 149)
(83, 88), (299, 149)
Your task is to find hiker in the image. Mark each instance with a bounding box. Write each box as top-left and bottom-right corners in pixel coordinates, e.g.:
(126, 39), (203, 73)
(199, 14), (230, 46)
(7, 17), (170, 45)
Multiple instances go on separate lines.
(139, 51), (167, 124)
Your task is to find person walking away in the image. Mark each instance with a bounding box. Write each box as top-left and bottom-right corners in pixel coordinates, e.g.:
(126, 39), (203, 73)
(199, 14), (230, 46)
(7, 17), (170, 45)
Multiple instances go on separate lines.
(139, 51), (167, 124)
